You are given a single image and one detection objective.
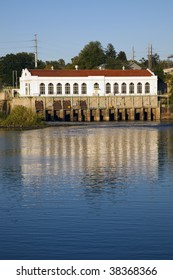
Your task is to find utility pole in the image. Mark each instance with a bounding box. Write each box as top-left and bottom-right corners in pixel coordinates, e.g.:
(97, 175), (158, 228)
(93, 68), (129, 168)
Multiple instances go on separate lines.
(132, 46), (135, 62)
(148, 44), (152, 69)
(34, 34), (38, 68)
(12, 70), (17, 88)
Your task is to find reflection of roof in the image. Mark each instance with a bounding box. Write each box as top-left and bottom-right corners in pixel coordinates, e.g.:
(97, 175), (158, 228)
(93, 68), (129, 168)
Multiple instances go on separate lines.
(29, 69), (153, 77)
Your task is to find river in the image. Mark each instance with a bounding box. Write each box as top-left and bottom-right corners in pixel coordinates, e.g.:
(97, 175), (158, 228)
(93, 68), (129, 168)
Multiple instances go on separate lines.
(0, 122), (173, 260)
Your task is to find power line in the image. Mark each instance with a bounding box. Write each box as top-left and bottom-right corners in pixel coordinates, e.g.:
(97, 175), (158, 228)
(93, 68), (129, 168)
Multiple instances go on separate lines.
(0, 40), (32, 44)
(0, 37), (37, 56)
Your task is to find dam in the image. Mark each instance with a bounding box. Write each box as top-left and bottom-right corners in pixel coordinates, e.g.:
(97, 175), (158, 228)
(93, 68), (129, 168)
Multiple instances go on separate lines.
(9, 95), (160, 121)
(1, 68), (170, 122)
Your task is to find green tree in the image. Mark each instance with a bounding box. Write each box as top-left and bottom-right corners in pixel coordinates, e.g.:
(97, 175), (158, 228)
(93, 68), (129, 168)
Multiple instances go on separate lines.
(105, 43), (117, 59)
(58, 59), (66, 68)
(165, 74), (173, 94)
(153, 65), (165, 80)
(45, 59), (65, 69)
(105, 57), (125, 69)
(76, 41), (105, 69)
(0, 52), (45, 87)
(152, 53), (160, 68)
(139, 57), (148, 68)
(117, 51), (127, 62)
(139, 53), (160, 69)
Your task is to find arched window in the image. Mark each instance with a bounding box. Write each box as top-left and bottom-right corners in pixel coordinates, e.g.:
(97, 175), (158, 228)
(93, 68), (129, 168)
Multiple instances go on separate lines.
(94, 83), (99, 90)
(48, 83), (54, 94)
(40, 83), (45, 95)
(145, 82), (150, 93)
(57, 83), (62, 94)
(122, 83), (126, 94)
(73, 83), (79, 94)
(137, 82), (142, 94)
(81, 83), (87, 94)
(106, 83), (111, 94)
(114, 83), (119, 94)
(129, 83), (134, 94)
(65, 83), (70, 94)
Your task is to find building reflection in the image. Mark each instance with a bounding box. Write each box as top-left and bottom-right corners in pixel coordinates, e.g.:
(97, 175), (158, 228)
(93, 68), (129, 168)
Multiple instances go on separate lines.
(20, 126), (159, 188)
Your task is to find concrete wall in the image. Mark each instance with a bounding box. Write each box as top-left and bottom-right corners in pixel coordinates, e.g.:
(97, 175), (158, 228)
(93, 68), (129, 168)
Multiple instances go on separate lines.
(9, 95), (160, 121)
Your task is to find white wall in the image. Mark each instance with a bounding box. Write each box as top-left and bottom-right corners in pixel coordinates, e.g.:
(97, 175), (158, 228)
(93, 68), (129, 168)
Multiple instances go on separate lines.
(19, 69), (158, 97)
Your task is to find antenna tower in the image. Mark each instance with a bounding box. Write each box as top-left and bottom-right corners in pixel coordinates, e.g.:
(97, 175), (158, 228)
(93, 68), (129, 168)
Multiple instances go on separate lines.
(148, 44), (152, 69)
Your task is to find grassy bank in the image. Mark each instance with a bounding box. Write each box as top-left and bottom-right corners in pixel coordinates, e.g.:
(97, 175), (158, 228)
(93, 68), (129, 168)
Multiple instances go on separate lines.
(0, 105), (46, 129)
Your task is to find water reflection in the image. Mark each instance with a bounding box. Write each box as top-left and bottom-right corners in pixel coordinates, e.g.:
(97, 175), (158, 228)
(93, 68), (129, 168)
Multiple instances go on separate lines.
(19, 126), (159, 188)
(0, 124), (173, 260)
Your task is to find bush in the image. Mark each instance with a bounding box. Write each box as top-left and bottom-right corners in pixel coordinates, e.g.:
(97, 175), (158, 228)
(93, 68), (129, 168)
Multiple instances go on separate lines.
(2, 105), (43, 127)
(0, 111), (7, 120)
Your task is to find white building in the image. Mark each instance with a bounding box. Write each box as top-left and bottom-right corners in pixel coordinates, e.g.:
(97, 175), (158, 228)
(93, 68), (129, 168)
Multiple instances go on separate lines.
(19, 68), (158, 97)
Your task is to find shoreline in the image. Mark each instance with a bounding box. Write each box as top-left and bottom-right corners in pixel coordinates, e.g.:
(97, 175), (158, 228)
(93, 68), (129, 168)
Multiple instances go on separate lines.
(1, 120), (173, 130)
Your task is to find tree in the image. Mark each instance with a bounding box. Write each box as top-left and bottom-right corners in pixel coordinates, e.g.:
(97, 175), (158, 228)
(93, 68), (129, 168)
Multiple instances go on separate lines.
(66, 56), (79, 69)
(45, 59), (65, 69)
(76, 41), (105, 69)
(0, 52), (45, 87)
(105, 57), (125, 69)
(105, 43), (117, 59)
(139, 53), (160, 69)
(153, 65), (165, 81)
(152, 53), (160, 68)
(165, 74), (173, 94)
(117, 51), (127, 62)
(69, 42), (129, 69)
(139, 57), (148, 68)
(58, 59), (66, 68)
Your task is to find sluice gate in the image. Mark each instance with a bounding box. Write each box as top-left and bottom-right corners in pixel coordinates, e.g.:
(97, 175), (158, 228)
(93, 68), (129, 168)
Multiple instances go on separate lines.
(13, 96), (161, 122)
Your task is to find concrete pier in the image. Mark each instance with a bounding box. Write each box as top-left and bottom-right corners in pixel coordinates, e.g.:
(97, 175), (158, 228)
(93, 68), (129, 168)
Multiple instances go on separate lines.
(4, 95), (161, 121)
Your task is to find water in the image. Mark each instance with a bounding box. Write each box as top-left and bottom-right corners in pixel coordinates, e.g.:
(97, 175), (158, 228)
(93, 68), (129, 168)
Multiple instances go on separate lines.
(0, 122), (173, 260)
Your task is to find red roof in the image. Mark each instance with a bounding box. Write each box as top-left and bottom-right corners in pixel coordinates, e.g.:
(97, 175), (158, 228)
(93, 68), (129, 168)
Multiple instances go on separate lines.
(29, 69), (153, 77)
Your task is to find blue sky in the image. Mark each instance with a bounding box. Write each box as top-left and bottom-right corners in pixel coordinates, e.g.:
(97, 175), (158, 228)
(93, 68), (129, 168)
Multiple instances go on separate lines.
(0, 0), (173, 63)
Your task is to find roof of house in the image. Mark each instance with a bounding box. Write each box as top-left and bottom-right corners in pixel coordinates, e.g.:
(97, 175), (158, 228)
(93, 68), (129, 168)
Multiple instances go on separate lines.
(128, 61), (142, 70)
(29, 69), (154, 77)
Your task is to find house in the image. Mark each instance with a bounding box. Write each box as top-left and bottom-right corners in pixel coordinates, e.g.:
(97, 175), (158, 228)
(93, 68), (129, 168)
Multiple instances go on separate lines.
(19, 68), (158, 97)
(128, 61), (142, 70)
(163, 67), (173, 75)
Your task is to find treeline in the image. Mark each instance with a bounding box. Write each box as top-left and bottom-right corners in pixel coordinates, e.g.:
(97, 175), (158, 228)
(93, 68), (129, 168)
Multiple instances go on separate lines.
(0, 41), (172, 88)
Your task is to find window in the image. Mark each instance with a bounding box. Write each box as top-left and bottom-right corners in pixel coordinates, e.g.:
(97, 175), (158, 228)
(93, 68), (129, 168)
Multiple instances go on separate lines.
(81, 83), (87, 94)
(25, 83), (30, 95)
(129, 83), (134, 94)
(65, 83), (70, 94)
(122, 83), (126, 94)
(94, 83), (99, 90)
(145, 82), (150, 94)
(137, 82), (142, 94)
(40, 83), (45, 95)
(73, 83), (79, 94)
(114, 83), (119, 94)
(106, 83), (111, 94)
(57, 83), (62, 94)
(48, 83), (54, 94)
